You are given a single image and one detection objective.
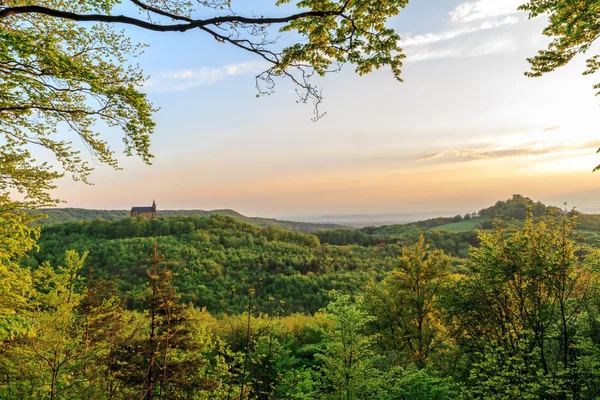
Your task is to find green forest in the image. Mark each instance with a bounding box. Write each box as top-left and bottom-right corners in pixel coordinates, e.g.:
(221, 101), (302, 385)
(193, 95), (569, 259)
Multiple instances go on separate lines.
(3, 197), (600, 399)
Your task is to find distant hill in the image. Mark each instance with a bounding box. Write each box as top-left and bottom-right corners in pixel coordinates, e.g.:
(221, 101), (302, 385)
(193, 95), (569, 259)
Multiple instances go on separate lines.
(28, 208), (348, 233)
(360, 195), (600, 235)
(478, 194), (561, 220)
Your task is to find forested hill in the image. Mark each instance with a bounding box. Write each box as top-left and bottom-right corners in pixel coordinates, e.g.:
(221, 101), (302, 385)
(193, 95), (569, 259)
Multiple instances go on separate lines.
(360, 195), (600, 236)
(23, 212), (487, 315)
(23, 214), (403, 314)
(28, 207), (347, 232)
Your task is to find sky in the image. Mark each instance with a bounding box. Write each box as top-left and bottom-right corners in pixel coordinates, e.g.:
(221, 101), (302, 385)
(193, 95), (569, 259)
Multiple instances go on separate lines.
(50, 0), (600, 219)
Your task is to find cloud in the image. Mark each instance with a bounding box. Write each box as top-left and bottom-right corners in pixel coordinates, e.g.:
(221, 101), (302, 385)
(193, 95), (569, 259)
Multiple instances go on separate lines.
(400, 0), (528, 63)
(141, 62), (266, 93)
(418, 140), (600, 164)
(407, 48), (463, 62)
(403, 16), (518, 47)
(406, 36), (518, 62)
(449, 0), (524, 24)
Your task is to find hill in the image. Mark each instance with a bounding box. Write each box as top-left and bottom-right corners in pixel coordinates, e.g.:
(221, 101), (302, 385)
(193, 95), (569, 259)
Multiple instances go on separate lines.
(28, 207), (347, 233)
(29, 207), (599, 316)
(24, 214), (400, 314)
(361, 195), (600, 234)
(478, 194), (560, 219)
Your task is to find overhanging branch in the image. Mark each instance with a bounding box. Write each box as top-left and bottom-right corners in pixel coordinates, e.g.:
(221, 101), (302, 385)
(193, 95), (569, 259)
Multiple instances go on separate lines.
(0, 5), (345, 32)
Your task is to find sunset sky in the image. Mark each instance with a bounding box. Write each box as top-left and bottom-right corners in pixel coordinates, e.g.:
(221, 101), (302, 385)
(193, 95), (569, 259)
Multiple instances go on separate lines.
(51, 0), (600, 218)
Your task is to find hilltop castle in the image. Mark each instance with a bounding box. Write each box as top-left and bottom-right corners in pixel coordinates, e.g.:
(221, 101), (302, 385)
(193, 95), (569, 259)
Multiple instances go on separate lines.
(130, 200), (157, 219)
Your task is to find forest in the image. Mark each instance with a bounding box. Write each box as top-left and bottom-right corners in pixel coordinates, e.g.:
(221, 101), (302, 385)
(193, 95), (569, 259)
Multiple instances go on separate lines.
(2, 203), (600, 399)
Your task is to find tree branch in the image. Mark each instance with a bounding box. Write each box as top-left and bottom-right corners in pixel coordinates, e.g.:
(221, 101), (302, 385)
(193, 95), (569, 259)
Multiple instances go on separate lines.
(129, 0), (193, 23)
(0, 5), (345, 32)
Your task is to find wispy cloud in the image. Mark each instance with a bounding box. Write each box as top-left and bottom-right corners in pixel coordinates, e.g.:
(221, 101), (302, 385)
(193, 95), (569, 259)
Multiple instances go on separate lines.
(402, 0), (527, 62)
(407, 36), (518, 62)
(418, 140), (600, 165)
(141, 62), (265, 93)
(403, 16), (518, 47)
(407, 48), (463, 63)
(449, 0), (523, 24)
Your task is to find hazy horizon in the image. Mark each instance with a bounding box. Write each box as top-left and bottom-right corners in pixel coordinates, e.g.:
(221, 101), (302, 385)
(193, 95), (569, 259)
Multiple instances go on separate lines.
(43, 193), (600, 227)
